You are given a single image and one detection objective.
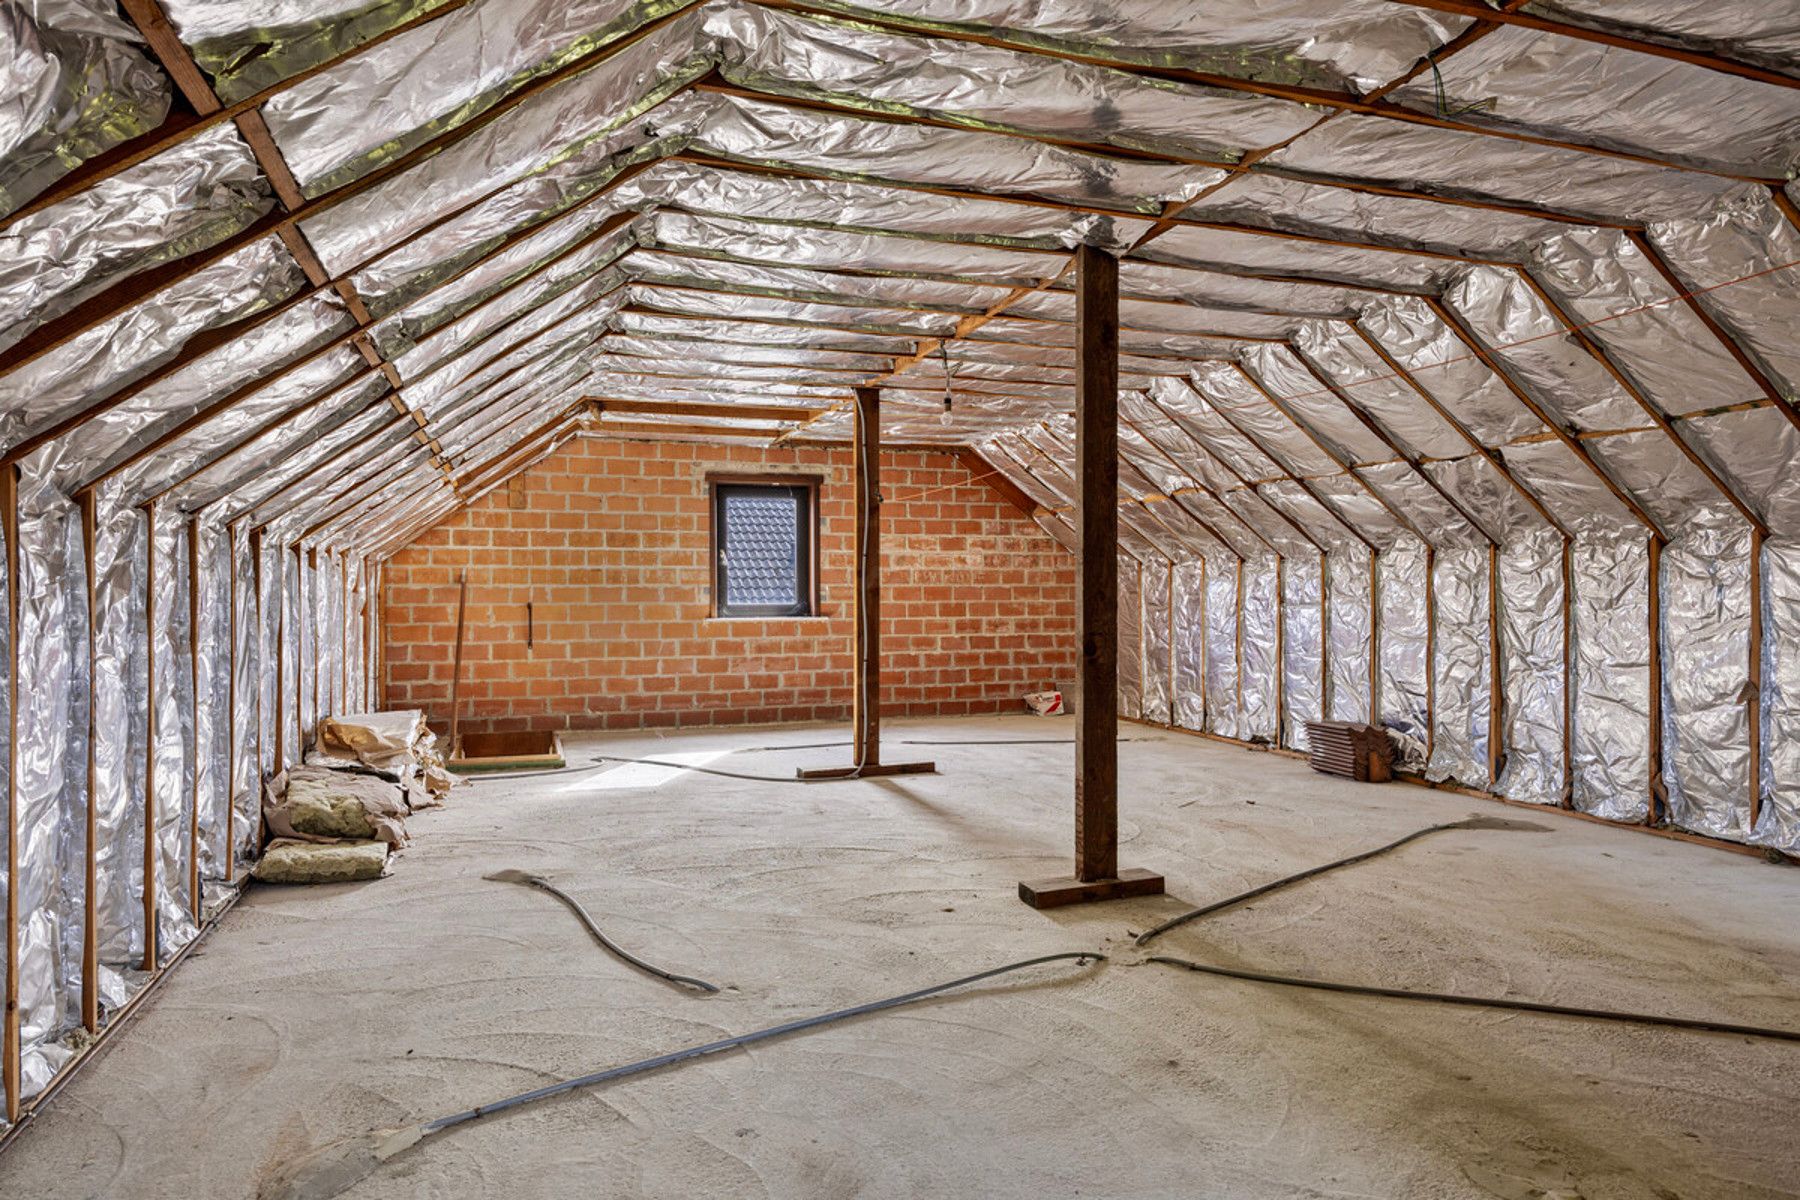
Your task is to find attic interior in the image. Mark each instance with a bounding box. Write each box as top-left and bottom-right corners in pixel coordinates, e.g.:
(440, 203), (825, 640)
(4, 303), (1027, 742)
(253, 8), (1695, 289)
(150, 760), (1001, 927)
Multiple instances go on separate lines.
(3, 1), (1800, 1196)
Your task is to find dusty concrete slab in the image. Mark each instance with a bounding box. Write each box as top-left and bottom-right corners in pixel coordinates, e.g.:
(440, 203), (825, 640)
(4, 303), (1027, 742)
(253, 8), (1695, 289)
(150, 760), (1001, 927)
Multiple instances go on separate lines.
(2, 716), (1797, 1199)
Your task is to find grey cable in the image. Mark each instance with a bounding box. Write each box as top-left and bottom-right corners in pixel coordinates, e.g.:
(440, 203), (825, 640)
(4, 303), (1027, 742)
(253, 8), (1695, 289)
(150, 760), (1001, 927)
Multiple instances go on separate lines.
(1135, 816), (1530, 946)
(421, 951), (1105, 1134)
(485, 870), (720, 993)
(1147, 956), (1800, 1043)
(588, 754), (887, 784)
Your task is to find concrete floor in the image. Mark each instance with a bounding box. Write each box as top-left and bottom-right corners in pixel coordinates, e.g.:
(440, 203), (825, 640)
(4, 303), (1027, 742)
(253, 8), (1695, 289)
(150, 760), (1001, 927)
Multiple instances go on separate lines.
(2, 715), (1797, 1199)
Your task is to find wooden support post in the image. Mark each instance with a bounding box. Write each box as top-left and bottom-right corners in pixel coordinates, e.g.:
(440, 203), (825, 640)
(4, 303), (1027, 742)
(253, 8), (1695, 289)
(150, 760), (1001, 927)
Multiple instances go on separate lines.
(80, 491), (99, 1031)
(854, 386), (880, 769)
(1198, 555), (1209, 729)
(339, 553), (350, 718)
(1020, 245), (1161, 908)
(1319, 551), (1331, 719)
(797, 387), (933, 780)
(3, 464), (20, 1121)
(1166, 564), (1177, 730)
(186, 516), (201, 921)
(293, 547), (305, 760)
(142, 501), (159, 973)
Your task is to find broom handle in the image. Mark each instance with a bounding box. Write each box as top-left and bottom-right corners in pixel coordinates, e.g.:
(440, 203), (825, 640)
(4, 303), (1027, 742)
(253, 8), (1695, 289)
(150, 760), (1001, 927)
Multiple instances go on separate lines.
(448, 571), (468, 755)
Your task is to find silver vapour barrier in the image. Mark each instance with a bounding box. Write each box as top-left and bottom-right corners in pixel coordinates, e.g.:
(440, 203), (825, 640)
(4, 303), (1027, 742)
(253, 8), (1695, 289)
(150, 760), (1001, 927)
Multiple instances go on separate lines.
(3, 0), (1800, 1127)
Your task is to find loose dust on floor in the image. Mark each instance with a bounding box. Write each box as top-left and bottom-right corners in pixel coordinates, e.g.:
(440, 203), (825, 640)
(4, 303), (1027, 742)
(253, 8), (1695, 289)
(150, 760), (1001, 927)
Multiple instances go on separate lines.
(1, 716), (1795, 1199)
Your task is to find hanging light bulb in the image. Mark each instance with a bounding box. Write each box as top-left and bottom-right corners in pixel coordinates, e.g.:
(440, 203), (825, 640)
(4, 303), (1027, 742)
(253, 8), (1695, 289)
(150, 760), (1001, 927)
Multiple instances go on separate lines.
(937, 341), (955, 426)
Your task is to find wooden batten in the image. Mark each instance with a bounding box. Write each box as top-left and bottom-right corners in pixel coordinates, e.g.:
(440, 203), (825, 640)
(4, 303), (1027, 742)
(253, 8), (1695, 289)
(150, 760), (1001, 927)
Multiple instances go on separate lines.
(186, 517), (201, 921)
(80, 491), (99, 1032)
(141, 500), (158, 974)
(3, 464), (20, 1121)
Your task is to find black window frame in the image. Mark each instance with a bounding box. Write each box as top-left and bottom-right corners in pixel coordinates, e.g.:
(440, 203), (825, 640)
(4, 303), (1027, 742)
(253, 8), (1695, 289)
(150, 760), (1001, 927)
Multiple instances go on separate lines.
(710, 477), (819, 618)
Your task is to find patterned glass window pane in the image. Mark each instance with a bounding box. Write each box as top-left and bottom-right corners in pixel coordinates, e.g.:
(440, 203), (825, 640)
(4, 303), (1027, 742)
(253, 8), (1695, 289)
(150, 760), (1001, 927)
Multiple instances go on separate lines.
(722, 491), (799, 607)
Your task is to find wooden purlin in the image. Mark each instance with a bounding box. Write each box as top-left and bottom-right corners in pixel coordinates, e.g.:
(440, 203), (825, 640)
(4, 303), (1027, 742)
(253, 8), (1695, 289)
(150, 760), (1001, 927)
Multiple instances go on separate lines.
(0, 1), (686, 383)
(0, 0), (493, 229)
(10, 0), (1767, 253)
(10, 8), (1785, 503)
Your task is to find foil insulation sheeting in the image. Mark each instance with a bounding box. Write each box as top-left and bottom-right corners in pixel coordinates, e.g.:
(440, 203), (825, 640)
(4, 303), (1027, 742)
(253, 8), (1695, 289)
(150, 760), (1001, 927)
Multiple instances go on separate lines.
(150, 511), (199, 958)
(1376, 538), (1430, 772)
(1117, 558), (1143, 722)
(1661, 510), (1756, 842)
(1325, 551), (1372, 724)
(1239, 555), (1279, 744)
(1281, 553), (1323, 753)
(1427, 545), (1489, 788)
(0, 0), (169, 218)
(1570, 532), (1652, 822)
(1202, 557), (1239, 740)
(1495, 529), (1567, 807)
(1758, 540), (1800, 851)
(1171, 560), (1206, 732)
(11, 460), (85, 1101)
(1140, 560), (1172, 725)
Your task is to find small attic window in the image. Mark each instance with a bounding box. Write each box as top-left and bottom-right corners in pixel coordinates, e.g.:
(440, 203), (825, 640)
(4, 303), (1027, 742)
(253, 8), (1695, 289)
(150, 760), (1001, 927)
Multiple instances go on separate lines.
(711, 478), (818, 617)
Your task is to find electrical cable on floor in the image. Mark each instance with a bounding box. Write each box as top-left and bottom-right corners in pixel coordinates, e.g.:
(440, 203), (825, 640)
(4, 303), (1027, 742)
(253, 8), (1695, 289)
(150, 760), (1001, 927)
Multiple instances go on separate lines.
(587, 754), (891, 783)
(485, 870), (720, 993)
(1134, 815), (1540, 947)
(1146, 956), (1800, 1043)
(258, 951), (1106, 1200)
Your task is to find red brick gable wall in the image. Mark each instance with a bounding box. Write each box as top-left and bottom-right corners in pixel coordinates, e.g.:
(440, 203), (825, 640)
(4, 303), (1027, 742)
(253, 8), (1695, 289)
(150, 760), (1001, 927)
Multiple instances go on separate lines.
(380, 437), (1077, 735)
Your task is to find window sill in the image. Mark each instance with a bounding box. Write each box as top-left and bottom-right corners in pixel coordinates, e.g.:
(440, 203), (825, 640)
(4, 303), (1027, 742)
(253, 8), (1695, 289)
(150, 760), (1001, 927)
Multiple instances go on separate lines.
(706, 614), (830, 623)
